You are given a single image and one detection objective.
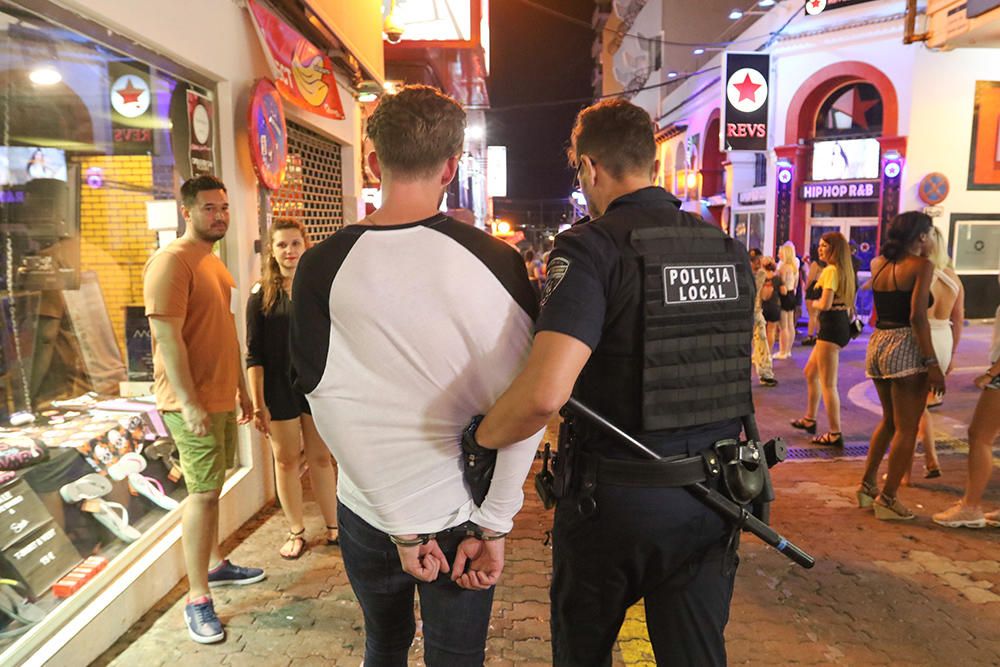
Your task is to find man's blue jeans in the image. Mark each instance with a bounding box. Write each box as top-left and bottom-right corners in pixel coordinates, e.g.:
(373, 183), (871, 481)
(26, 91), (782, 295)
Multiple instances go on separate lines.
(338, 503), (496, 667)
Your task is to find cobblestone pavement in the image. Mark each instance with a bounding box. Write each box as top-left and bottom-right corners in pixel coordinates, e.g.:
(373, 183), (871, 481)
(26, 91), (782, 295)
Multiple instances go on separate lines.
(95, 324), (1000, 666)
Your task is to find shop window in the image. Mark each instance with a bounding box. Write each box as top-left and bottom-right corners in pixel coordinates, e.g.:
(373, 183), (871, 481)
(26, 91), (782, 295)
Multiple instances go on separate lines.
(814, 83), (883, 139)
(269, 121), (344, 244)
(733, 212), (765, 251)
(0, 4), (217, 648)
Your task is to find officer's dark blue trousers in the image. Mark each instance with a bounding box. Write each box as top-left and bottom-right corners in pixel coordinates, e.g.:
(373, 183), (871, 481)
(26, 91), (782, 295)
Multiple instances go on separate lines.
(550, 426), (740, 667)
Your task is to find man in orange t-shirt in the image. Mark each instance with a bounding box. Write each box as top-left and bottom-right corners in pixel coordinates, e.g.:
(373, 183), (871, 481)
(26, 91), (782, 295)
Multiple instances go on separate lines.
(143, 175), (262, 644)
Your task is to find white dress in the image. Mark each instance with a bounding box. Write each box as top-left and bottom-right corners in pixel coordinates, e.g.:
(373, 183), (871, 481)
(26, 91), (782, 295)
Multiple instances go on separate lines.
(928, 268), (961, 371)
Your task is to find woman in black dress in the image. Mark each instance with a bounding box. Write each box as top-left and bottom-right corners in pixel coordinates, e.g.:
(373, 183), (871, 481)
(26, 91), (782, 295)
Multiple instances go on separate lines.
(247, 219), (339, 558)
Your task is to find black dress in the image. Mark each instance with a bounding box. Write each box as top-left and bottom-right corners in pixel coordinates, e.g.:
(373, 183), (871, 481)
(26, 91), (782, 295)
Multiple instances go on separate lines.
(246, 286), (311, 420)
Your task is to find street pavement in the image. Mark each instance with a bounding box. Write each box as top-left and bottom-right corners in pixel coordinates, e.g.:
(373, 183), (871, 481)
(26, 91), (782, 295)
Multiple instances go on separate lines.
(95, 323), (1000, 666)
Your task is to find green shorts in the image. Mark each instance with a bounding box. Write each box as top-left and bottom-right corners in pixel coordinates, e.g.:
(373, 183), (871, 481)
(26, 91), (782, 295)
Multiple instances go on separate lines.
(162, 411), (238, 493)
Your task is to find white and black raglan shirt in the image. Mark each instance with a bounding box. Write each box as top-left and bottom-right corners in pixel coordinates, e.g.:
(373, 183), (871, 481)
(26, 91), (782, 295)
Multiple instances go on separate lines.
(290, 214), (543, 536)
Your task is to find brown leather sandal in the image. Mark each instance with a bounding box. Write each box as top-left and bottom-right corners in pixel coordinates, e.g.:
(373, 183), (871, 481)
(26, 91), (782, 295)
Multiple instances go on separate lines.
(280, 528), (307, 560)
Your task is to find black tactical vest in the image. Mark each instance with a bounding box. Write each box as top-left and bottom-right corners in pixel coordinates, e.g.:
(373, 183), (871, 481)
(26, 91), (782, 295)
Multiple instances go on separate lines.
(573, 200), (755, 452)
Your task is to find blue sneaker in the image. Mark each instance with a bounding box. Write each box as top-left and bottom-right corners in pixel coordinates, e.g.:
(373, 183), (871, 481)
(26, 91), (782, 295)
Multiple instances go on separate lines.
(207, 559), (266, 588)
(184, 596), (225, 644)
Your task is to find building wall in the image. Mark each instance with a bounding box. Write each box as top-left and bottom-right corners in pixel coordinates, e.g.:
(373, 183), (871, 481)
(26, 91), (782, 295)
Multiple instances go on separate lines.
(906, 47), (1000, 226)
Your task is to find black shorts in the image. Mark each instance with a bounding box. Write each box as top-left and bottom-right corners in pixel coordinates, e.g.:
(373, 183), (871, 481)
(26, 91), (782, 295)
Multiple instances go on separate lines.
(818, 310), (851, 348)
(267, 390), (312, 421)
(762, 302), (780, 323)
(780, 293), (797, 311)
(805, 280), (822, 301)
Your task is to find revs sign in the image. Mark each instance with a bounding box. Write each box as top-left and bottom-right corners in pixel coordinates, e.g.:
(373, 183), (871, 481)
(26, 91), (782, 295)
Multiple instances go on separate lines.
(722, 52), (770, 152)
(662, 265), (739, 305)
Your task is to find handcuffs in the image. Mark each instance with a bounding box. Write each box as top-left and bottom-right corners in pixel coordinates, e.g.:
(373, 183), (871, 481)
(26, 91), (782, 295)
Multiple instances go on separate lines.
(389, 526), (509, 547)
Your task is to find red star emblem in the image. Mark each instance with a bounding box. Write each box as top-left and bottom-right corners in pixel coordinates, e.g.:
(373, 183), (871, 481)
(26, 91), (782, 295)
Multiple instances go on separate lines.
(115, 78), (144, 105)
(733, 74), (761, 103)
(810, 0), (822, 7)
(831, 87), (880, 130)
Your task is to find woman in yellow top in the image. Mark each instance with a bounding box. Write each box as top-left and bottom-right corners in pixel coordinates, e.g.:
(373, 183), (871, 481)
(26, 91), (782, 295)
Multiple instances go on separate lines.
(790, 232), (856, 447)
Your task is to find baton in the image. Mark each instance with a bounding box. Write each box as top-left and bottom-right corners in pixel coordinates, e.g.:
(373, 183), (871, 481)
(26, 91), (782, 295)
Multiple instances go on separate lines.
(565, 398), (815, 569)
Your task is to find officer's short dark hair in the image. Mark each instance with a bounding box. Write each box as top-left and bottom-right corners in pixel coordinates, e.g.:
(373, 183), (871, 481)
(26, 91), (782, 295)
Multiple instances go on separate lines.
(367, 84), (466, 179)
(180, 175), (227, 208)
(568, 98), (656, 179)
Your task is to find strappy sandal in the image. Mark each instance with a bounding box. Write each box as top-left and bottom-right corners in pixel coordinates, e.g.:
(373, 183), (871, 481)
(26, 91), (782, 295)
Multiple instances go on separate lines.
(873, 493), (915, 521)
(790, 417), (817, 434)
(326, 525), (339, 546)
(280, 528), (307, 560)
(857, 481), (879, 509)
(811, 432), (843, 447)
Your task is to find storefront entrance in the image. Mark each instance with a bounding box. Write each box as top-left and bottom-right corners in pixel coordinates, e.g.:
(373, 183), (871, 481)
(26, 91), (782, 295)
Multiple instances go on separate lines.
(808, 202), (879, 316)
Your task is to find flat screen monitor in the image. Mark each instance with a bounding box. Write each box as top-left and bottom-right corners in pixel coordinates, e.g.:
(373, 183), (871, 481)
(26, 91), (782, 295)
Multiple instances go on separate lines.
(811, 138), (880, 181)
(0, 147), (68, 186)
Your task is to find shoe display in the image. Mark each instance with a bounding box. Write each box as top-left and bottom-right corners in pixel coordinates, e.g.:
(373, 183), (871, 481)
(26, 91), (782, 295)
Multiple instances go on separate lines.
(790, 417), (817, 434)
(85, 499), (142, 542)
(933, 502), (986, 528)
(873, 494), (916, 521)
(184, 596), (225, 644)
(59, 473), (113, 503)
(207, 560), (266, 588)
(985, 510), (1000, 527)
(0, 437), (49, 471)
(857, 481), (879, 509)
(127, 473), (179, 510)
(107, 452), (147, 481)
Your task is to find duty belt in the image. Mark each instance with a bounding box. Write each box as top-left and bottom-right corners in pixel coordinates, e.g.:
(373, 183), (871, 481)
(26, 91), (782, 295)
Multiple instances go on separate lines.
(581, 452), (710, 488)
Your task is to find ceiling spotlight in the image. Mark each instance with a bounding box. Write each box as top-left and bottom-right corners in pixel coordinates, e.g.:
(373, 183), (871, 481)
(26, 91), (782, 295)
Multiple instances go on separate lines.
(667, 71), (678, 78)
(29, 66), (61, 86)
(728, 9), (744, 20)
(693, 48), (706, 55)
(758, 0), (776, 6)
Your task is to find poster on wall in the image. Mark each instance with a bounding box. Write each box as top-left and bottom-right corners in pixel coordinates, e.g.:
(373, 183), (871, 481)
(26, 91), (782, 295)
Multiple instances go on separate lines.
(968, 81), (1000, 190)
(721, 53), (770, 152)
(187, 90), (214, 177)
(109, 61), (154, 155)
(246, 0), (346, 120)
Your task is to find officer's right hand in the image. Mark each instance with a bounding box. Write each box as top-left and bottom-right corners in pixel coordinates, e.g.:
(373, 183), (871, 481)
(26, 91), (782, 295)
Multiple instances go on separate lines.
(395, 538), (450, 582)
(181, 401), (210, 437)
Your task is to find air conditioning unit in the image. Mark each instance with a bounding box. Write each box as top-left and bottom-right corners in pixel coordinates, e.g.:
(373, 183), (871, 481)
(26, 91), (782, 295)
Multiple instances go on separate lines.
(927, 0), (1000, 49)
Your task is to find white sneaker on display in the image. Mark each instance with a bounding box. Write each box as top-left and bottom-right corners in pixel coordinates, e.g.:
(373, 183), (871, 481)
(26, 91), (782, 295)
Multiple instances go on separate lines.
(128, 473), (179, 511)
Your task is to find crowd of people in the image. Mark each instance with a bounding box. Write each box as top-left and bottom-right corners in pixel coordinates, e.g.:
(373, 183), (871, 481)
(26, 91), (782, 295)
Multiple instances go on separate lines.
(141, 83), (998, 662)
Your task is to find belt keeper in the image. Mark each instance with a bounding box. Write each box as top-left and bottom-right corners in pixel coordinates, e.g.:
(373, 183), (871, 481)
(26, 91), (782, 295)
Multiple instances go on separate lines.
(389, 533), (436, 547)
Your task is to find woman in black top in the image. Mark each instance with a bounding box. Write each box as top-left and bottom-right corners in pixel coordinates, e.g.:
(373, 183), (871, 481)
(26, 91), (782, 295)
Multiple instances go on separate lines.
(858, 212), (943, 521)
(760, 258), (781, 351)
(247, 219), (339, 558)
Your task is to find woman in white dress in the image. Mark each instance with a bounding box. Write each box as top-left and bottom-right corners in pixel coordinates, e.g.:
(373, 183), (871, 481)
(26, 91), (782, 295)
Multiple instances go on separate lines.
(914, 227), (963, 479)
(775, 242), (800, 359)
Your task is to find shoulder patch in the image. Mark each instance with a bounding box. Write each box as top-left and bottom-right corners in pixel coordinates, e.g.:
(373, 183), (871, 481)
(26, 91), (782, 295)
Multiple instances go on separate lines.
(540, 257), (570, 307)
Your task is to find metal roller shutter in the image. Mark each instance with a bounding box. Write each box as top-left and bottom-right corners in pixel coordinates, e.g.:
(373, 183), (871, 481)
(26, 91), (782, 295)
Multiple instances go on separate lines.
(269, 121), (344, 243)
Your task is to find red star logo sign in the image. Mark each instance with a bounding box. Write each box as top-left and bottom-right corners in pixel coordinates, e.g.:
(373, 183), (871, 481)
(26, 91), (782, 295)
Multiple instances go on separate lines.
(115, 78), (144, 105)
(805, 0), (827, 15)
(733, 74), (761, 103)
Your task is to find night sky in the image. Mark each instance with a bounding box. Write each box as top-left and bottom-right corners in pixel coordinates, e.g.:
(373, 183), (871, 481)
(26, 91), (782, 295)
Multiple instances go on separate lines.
(487, 0), (594, 202)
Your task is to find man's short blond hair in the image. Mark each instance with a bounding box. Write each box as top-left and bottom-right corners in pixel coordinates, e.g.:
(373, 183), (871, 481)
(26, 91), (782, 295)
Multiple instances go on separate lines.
(366, 85), (466, 179)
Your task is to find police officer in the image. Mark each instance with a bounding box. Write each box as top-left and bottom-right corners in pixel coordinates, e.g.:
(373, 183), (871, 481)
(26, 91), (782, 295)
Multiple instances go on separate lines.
(462, 98), (755, 666)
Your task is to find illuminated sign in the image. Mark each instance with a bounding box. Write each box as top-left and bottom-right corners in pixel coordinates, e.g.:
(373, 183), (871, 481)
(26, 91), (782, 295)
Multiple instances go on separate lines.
(812, 138), (880, 181)
(384, 0), (471, 41)
(800, 179), (880, 202)
(722, 53), (770, 152)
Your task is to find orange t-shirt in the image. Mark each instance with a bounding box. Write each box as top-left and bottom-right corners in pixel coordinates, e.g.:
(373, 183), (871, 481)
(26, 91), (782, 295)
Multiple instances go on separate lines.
(143, 240), (240, 413)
